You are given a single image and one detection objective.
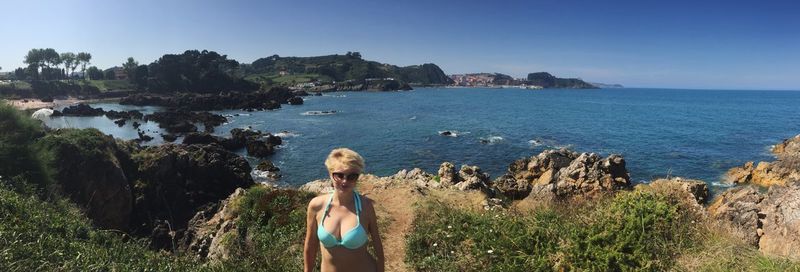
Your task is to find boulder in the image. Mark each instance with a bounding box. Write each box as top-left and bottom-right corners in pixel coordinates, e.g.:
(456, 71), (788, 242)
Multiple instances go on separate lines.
(256, 160), (280, 172)
(179, 188), (245, 261)
(245, 140), (275, 157)
(437, 162), (460, 184)
(61, 104), (105, 116)
(708, 186), (765, 246)
(493, 173), (532, 200)
(183, 132), (224, 146)
(455, 165), (490, 191)
(299, 179), (332, 195)
(131, 143), (254, 250)
(288, 96), (304, 105)
(757, 183), (800, 260)
(392, 168), (438, 188)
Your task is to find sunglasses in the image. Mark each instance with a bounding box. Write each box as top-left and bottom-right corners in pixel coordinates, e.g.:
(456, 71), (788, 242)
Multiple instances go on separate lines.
(332, 172), (360, 181)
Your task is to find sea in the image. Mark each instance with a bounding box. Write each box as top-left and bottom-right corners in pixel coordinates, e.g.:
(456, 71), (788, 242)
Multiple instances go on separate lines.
(43, 87), (800, 192)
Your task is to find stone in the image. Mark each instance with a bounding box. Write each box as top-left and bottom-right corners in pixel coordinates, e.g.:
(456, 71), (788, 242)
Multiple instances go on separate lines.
(757, 183), (800, 260)
(438, 162), (460, 185)
(708, 186), (765, 246)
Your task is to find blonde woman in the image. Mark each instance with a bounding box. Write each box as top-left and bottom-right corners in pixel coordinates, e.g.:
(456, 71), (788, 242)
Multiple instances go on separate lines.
(304, 148), (384, 272)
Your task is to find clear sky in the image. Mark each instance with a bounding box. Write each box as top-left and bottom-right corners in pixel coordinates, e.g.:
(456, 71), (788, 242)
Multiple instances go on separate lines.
(1, 0), (798, 90)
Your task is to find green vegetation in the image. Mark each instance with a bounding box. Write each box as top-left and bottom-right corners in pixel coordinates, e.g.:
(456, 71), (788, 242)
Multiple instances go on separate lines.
(527, 72), (597, 89)
(406, 188), (799, 271)
(244, 53), (452, 86)
(216, 186), (317, 271)
(0, 103), (49, 195)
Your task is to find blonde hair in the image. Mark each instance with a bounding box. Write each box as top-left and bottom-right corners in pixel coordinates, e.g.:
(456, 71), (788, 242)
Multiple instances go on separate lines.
(325, 148), (365, 173)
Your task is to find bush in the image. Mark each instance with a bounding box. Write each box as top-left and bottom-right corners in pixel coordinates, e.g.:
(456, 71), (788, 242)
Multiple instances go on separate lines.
(0, 104), (50, 195)
(406, 190), (702, 271)
(217, 187), (316, 271)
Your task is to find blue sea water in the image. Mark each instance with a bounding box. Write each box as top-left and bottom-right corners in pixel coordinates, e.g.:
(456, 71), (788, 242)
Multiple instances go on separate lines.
(45, 88), (800, 191)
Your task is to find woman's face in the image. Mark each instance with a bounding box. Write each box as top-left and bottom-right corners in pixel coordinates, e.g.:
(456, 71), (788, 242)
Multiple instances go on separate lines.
(329, 167), (361, 192)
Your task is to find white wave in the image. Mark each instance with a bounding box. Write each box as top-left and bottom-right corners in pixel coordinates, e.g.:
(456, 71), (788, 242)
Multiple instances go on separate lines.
(438, 130), (460, 137)
(324, 94), (347, 98)
(275, 131), (299, 138)
(480, 136), (504, 144)
(409, 116), (417, 120)
(301, 110), (337, 116)
(528, 139), (543, 146)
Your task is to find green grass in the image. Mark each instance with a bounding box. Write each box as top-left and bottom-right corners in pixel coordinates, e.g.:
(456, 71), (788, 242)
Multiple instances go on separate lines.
(407, 190), (704, 272)
(85, 80), (134, 92)
(0, 182), (202, 272)
(245, 73), (334, 87)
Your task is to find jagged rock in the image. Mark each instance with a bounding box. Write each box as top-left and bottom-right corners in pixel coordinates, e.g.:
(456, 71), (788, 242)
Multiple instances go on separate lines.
(757, 183), (800, 260)
(145, 110), (227, 134)
(392, 168), (438, 188)
(649, 177), (708, 204)
(114, 119), (126, 127)
(245, 140), (275, 157)
(708, 186), (765, 246)
(495, 149), (630, 201)
(131, 143), (254, 250)
(493, 173), (532, 200)
(455, 165), (490, 191)
(288, 96), (304, 105)
(179, 188), (246, 262)
(36, 128), (134, 230)
(399, 83), (413, 91)
(772, 135), (800, 156)
(120, 88), (295, 111)
(437, 162), (460, 184)
(183, 132), (224, 146)
(256, 160), (280, 172)
(161, 133), (178, 142)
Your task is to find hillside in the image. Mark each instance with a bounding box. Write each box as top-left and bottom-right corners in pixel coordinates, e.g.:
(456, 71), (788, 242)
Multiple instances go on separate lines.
(527, 72), (597, 89)
(243, 52), (453, 87)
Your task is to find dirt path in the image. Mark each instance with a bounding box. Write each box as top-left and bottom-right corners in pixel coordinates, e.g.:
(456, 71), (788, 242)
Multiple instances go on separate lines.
(360, 182), (419, 272)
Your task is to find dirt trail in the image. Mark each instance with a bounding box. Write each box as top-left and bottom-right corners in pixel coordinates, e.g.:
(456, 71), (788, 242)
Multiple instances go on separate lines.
(360, 182), (419, 272)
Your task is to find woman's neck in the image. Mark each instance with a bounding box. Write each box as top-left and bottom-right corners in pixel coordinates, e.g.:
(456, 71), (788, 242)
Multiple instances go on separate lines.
(331, 190), (354, 206)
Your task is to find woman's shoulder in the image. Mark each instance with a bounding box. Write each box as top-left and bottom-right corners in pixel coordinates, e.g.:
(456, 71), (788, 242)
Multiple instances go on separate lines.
(307, 194), (328, 212)
(357, 193), (376, 211)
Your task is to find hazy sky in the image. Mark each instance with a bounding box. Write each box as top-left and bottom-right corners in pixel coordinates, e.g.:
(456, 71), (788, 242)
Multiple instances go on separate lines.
(1, 0), (798, 90)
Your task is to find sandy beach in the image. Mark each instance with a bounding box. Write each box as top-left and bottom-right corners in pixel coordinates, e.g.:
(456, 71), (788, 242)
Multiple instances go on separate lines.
(2, 97), (101, 111)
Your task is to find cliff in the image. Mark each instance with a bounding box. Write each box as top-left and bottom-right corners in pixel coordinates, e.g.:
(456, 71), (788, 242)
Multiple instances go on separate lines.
(526, 72), (598, 89)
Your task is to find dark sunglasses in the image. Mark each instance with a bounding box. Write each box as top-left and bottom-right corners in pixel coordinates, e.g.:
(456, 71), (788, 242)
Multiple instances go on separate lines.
(332, 172), (360, 181)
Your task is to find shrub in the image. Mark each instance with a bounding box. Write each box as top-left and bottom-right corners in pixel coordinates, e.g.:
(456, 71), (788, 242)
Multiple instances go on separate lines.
(217, 187), (316, 271)
(0, 103), (50, 195)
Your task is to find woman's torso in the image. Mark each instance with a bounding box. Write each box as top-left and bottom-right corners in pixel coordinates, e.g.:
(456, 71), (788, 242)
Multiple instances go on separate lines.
(316, 192), (375, 272)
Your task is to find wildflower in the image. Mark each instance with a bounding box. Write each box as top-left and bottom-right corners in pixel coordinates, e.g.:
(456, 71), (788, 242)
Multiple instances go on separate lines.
(447, 225), (452, 229)
(450, 250), (454, 254)
(487, 249), (494, 254)
(433, 243), (438, 247)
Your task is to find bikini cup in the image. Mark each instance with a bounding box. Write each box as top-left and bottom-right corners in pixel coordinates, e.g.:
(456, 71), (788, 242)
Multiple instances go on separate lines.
(317, 191), (369, 249)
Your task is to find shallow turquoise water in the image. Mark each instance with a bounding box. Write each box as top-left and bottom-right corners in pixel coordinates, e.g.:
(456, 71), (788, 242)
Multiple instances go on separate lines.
(46, 88), (800, 190)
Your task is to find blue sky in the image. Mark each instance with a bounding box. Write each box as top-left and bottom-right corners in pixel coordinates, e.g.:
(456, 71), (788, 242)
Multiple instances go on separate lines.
(1, 0), (798, 90)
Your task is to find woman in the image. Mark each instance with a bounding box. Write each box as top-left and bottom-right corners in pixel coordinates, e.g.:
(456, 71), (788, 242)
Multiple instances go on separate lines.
(304, 148), (385, 272)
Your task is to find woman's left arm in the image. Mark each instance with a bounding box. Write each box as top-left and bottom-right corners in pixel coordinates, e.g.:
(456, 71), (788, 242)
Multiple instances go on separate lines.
(365, 198), (385, 272)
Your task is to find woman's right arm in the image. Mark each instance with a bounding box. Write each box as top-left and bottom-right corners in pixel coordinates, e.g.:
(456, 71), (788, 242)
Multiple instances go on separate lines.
(304, 199), (320, 272)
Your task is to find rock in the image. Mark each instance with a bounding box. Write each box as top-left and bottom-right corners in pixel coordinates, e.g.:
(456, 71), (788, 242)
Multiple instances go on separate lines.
(131, 143), (254, 250)
(183, 132), (224, 146)
(392, 168), (437, 188)
(36, 128), (134, 230)
(455, 165), (490, 191)
(399, 83), (413, 91)
(245, 140), (275, 158)
(179, 188), (246, 261)
(120, 88), (296, 111)
(757, 183), (800, 260)
(772, 135), (800, 156)
(137, 131), (154, 142)
(132, 121), (141, 129)
(288, 96), (304, 105)
(105, 110), (144, 120)
(494, 149), (630, 201)
(493, 173), (532, 200)
(439, 131), (453, 136)
(300, 179), (332, 195)
(145, 110), (227, 134)
(61, 104), (105, 116)
(256, 160), (280, 172)
(161, 133), (178, 142)
(437, 162), (460, 184)
(114, 119), (126, 127)
(708, 186), (765, 246)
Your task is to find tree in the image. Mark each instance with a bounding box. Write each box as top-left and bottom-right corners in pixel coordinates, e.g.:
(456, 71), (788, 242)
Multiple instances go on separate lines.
(76, 52), (92, 79)
(60, 52), (77, 79)
(86, 66), (104, 80)
(104, 69), (115, 80)
(24, 49), (44, 80)
(122, 57), (138, 82)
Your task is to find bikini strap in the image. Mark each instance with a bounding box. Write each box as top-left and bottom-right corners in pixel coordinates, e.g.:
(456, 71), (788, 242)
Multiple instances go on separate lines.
(320, 192), (334, 225)
(354, 191), (361, 223)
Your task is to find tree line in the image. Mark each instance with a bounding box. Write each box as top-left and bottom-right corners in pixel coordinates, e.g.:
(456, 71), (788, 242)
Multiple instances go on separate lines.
(14, 48), (94, 80)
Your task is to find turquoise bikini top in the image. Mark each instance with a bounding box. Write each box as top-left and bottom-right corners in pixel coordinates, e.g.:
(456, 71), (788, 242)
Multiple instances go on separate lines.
(317, 191), (369, 249)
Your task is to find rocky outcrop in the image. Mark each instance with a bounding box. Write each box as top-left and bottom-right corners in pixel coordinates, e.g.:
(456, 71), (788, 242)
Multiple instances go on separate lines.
(60, 104), (106, 116)
(757, 183), (800, 260)
(36, 128), (135, 230)
(287, 96), (304, 105)
(131, 143), (254, 250)
(145, 110), (227, 134)
(120, 88), (298, 111)
(495, 149), (630, 200)
(709, 183), (800, 260)
(179, 188), (246, 262)
(649, 177), (708, 204)
(726, 134), (800, 186)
